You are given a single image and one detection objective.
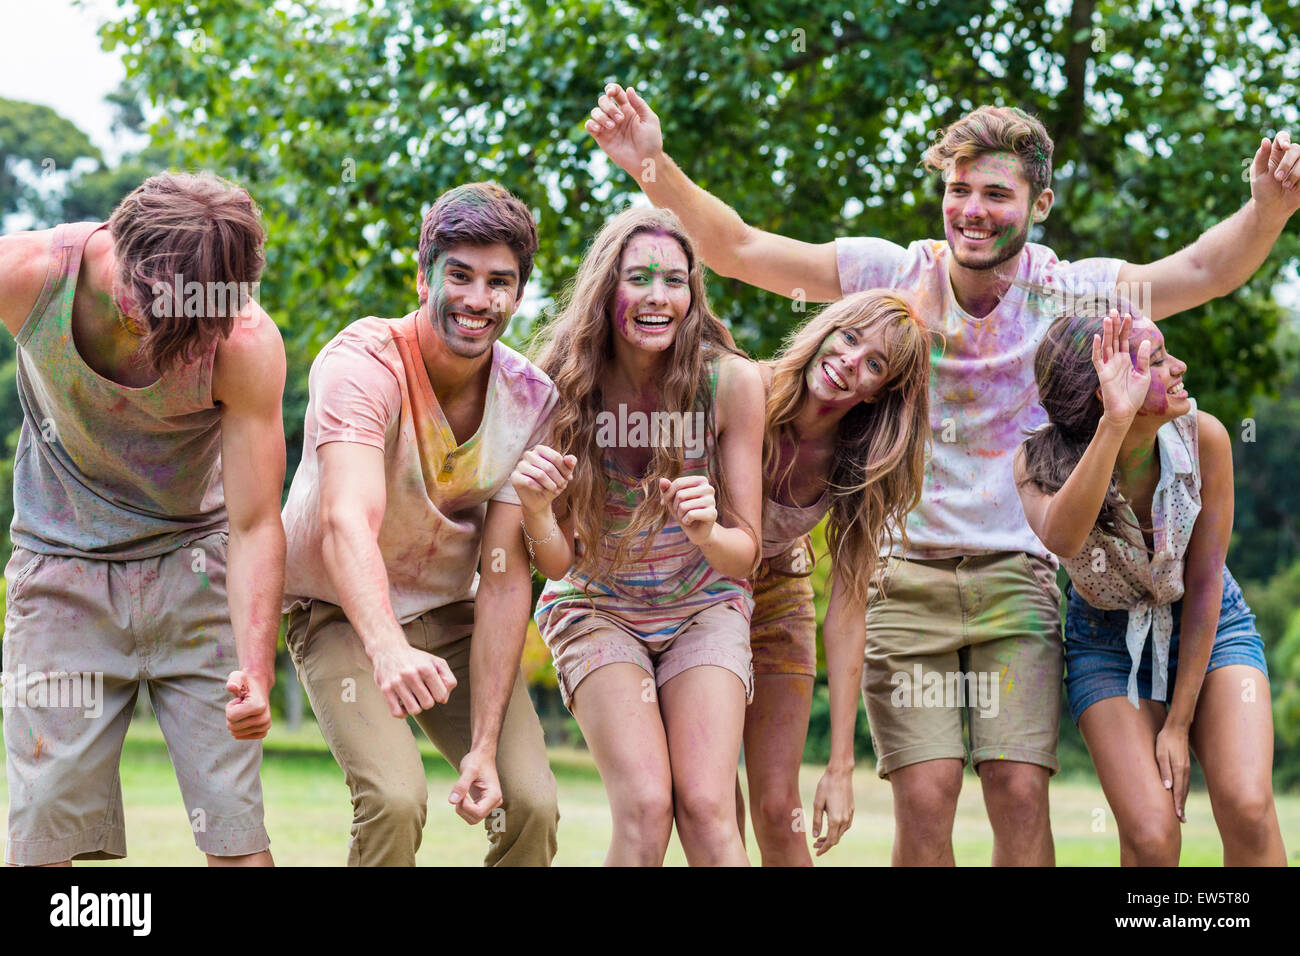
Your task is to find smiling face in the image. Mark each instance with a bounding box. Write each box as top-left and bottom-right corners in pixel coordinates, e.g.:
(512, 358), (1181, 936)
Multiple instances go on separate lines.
(609, 232), (692, 356)
(804, 323), (892, 410)
(417, 241), (521, 359)
(1127, 317), (1190, 419)
(942, 152), (1051, 271)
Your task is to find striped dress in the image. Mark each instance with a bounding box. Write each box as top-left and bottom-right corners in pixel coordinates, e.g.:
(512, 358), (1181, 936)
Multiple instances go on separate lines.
(535, 360), (753, 644)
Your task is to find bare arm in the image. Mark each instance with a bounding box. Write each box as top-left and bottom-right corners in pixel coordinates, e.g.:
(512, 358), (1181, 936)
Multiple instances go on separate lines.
(588, 84), (841, 302)
(447, 498), (536, 825)
(1015, 313), (1152, 558)
(0, 231), (55, 337)
(812, 556), (867, 855)
(663, 354), (765, 578)
(212, 307), (287, 740)
(510, 444), (577, 578)
(1120, 132), (1300, 321)
(318, 440), (457, 716)
(1157, 411), (1234, 821)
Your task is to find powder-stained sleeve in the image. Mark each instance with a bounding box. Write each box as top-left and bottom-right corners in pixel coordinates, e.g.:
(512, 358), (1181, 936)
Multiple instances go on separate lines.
(490, 381), (560, 506)
(834, 236), (911, 296)
(1056, 255), (1126, 301)
(310, 333), (402, 452)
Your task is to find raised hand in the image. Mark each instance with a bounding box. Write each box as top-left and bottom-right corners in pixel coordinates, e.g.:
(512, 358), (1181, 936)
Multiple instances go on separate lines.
(659, 474), (718, 547)
(584, 83), (664, 179)
(1092, 310), (1152, 425)
(1250, 130), (1300, 218)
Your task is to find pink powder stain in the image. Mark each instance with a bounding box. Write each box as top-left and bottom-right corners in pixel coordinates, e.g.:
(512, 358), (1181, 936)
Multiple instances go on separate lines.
(611, 292), (633, 336)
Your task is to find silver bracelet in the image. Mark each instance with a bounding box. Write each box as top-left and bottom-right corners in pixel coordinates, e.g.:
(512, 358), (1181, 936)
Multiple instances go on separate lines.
(521, 518), (560, 560)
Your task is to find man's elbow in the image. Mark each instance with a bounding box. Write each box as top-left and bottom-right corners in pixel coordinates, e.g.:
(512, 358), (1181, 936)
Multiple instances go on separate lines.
(228, 510), (286, 543)
(320, 501), (376, 549)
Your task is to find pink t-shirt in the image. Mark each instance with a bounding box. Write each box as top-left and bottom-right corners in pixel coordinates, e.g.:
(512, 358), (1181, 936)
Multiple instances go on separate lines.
(836, 237), (1124, 561)
(282, 313), (558, 624)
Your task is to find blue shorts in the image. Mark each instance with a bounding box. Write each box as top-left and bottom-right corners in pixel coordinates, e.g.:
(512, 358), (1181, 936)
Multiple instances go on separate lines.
(1063, 565), (1269, 724)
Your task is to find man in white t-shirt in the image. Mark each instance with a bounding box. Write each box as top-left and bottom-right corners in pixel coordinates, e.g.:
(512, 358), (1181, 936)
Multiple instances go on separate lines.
(586, 83), (1300, 864)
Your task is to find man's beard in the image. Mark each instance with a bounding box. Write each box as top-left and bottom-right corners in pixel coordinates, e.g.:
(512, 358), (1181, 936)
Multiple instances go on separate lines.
(950, 223), (1029, 272)
(433, 302), (499, 358)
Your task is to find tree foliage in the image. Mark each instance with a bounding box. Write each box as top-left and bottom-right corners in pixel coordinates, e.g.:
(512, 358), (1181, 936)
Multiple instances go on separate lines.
(0, 97), (102, 221)
(98, 0), (1299, 423)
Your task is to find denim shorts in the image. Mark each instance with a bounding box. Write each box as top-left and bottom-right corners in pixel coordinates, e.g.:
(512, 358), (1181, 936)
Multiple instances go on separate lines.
(1063, 564), (1269, 724)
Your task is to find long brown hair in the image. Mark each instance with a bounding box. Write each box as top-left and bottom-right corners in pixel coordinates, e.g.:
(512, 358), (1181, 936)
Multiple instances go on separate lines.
(531, 207), (752, 583)
(763, 290), (932, 605)
(1019, 310), (1144, 544)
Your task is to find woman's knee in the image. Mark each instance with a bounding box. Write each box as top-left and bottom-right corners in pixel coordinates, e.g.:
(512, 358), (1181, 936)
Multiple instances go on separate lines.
(1121, 814), (1181, 865)
(751, 786), (804, 838)
(1215, 786), (1277, 841)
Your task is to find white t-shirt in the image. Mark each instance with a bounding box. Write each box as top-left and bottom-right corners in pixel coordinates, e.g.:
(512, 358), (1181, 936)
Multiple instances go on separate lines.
(836, 237), (1125, 561)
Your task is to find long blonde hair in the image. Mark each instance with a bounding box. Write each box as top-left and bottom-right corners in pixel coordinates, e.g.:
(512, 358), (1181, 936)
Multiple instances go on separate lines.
(531, 207), (751, 583)
(763, 290), (932, 605)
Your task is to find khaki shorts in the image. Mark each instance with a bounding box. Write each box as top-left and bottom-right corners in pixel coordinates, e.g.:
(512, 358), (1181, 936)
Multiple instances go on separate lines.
(547, 600), (754, 710)
(285, 599), (557, 867)
(2, 532), (269, 864)
(749, 538), (817, 678)
(863, 551), (1063, 778)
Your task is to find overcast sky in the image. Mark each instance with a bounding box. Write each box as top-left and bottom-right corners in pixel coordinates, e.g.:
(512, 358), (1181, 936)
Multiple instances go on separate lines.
(0, 0), (132, 162)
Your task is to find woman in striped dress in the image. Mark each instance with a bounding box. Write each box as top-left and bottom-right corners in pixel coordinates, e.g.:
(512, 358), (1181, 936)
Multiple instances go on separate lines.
(516, 207), (765, 866)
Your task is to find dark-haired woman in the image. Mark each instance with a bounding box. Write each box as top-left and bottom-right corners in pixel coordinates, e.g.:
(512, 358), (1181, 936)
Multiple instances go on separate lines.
(1014, 310), (1284, 866)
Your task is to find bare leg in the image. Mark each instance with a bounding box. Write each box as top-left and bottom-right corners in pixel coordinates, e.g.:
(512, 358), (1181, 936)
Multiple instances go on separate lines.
(1189, 665), (1287, 866)
(1078, 697), (1180, 866)
(660, 665), (749, 866)
(978, 760), (1054, 866)
(888, 758), (963, 866)
(742, 673), (814, 866)
(571, 663), (675, 866)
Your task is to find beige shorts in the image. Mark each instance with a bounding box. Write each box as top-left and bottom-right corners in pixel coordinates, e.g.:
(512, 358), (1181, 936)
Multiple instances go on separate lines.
(863, 551), (1063, 778)
(750, 536), (818, 678)
(2, 532), (269, 864)
(547, 600), (754, 710)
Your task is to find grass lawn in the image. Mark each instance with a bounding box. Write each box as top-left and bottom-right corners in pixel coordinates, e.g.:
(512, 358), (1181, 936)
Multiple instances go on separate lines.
(2, 716), (1298, 866)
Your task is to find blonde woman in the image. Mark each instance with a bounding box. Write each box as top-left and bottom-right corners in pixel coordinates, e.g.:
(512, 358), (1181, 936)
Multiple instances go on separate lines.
(740, 290), (930, 864)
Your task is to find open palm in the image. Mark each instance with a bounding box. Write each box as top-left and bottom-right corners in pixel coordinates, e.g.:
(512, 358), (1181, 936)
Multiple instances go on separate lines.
(1092, 310), (1152, 423)
(586, 83), (663, 177)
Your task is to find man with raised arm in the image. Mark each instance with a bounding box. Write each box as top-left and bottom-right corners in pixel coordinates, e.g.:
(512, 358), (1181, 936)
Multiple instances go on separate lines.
(0, 171), (285, 866)
(281, 182), (569, 866)
(587, 83), (1300, 865)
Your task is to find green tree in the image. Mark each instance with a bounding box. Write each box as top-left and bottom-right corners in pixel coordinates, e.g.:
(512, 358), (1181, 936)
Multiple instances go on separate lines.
(100, 0), (1299, 420)
(0, 98), (102, 222)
